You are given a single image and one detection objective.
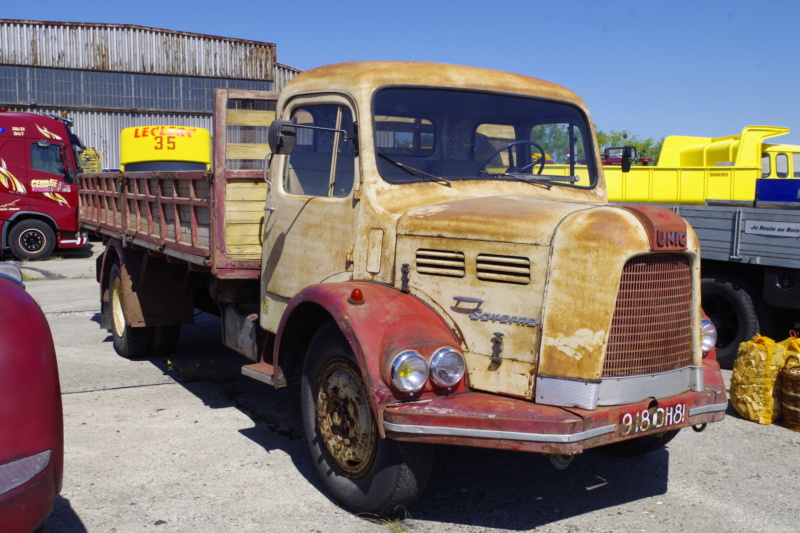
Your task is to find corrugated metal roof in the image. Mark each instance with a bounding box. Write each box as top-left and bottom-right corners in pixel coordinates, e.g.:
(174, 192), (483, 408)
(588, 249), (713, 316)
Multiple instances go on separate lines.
(0, 19), (275, 81)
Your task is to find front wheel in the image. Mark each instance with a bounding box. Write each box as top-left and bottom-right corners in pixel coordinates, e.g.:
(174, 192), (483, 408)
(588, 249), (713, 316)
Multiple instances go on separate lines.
(109, 263), (153, 359)
(9, 219), (56, 260)
(300, 322), (434, 515)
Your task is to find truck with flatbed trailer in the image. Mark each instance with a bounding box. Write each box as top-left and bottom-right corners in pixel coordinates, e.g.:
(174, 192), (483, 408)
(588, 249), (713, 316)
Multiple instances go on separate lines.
(78, 62), (726, 514)
(605, 126), (800, 366)
(0, 110), (88, 260)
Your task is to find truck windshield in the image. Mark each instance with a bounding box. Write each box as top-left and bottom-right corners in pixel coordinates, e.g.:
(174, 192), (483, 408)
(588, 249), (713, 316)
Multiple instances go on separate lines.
(373, 87), (597, 188)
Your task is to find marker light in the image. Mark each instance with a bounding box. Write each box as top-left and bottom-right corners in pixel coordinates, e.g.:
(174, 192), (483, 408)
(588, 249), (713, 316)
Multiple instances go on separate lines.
(701, 318), (718, 354)
(390, 350), (429, 393)
(429, 347), (465, 388)
(348, 288), (364, 305)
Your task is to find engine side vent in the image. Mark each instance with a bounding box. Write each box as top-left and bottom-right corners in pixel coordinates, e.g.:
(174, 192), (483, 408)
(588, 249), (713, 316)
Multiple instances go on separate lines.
(476, 254), (531, 284)
(416, 249), (465, 278)
(604, 254), (692, 378)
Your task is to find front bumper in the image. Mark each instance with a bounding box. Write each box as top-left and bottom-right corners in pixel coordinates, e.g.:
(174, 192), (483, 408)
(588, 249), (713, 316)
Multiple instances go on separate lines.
(383, 359), (727, 454)
(57, 231), (89, 249)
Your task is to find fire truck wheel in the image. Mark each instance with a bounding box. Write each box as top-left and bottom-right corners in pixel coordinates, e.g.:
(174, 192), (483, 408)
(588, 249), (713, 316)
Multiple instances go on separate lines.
(9, 219), (56, 261)
(701, 274), (774, 368)
(109, 263), (153, 359)
(601, 429), (680, 457)
(301, 321), (434, 515)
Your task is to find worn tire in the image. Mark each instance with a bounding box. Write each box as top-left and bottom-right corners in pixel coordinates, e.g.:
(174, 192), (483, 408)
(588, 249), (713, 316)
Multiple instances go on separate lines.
(9, 219), (56, 261)
(300, 322), (434, 515)
(701, 274), (774, 368)
(109, 263), (153, 359)
(601, 429), (680, 457)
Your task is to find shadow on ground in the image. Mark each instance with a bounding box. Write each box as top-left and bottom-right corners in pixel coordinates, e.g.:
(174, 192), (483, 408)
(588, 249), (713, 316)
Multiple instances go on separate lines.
(89, 311), (672, 531)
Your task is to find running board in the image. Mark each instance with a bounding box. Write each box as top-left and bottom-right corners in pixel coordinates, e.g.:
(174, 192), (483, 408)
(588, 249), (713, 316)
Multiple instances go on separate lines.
(242, 362), (286, 387)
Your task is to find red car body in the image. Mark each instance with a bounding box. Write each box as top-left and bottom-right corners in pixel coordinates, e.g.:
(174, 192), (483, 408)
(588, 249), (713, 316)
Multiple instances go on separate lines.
(0, 265), (63, 533)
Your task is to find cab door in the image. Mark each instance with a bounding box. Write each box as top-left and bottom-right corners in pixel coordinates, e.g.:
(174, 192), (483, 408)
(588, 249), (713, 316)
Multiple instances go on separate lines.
(0, 139), (31, 211)
(260, 97), (359, 331)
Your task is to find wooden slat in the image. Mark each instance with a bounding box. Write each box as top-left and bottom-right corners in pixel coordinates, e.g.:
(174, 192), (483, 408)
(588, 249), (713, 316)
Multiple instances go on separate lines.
(226, 143), (271, 160)
(226, 190), (267, 204)
(225, 211), (265, 224)
(227, 109), (275, 126)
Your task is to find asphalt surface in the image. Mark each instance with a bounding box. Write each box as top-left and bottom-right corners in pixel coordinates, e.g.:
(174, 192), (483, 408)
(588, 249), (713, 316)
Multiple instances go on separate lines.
(4, 243), (800, 533)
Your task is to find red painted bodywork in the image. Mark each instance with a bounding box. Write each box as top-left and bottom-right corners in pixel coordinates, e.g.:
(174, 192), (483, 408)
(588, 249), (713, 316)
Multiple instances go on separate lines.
(275, 281), (727, 451)
(383, 359), (726, 454)
(0, 272), (64, 533)
(275, 281), (464, 436)
(0, 111), (86, 254)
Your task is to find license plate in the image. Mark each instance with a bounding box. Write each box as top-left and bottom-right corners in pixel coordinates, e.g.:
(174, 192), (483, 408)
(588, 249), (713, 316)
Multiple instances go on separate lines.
(618, 403), (686, 437)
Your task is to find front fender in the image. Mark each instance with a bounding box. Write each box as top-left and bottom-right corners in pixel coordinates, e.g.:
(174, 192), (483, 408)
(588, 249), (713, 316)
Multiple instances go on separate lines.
(274, 281), (460, 435)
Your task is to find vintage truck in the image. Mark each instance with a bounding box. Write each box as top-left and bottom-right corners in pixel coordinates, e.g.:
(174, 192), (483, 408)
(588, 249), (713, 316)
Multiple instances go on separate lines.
(604, 127), (800, 366)
(0, 110), (88, 260)
(78, 62), (727, 515)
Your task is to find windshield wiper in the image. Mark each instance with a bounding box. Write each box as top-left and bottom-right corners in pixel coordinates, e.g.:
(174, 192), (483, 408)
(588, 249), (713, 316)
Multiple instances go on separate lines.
(377, 153), (451, 186)
(480, 170), (580, 188)
(479, 171), (554, 189)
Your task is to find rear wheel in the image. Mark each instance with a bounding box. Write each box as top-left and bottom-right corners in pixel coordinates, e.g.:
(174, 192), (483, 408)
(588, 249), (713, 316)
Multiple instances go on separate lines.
(601, 429), (680, 457)
(109, 263), (153, 359)
(701, 274), (774, 368)
(9, 219), (56, 260)
(301, 322), (434, 515)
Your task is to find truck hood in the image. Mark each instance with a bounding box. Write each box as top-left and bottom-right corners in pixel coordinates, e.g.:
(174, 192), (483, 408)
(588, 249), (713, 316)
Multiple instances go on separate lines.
(397, 195), (597, 244)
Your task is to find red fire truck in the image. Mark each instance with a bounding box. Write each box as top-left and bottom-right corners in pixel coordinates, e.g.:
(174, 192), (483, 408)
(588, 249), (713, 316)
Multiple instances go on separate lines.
(0, 110), (88, 260)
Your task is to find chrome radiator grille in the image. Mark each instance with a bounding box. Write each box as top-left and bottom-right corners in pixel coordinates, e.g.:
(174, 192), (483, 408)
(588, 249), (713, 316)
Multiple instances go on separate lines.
(603, 254), (692, 378)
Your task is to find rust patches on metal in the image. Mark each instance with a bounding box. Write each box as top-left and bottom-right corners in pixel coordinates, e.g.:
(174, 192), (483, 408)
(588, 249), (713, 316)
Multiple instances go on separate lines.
(617, 204), (688, 251)
(315, 358), (378, 476)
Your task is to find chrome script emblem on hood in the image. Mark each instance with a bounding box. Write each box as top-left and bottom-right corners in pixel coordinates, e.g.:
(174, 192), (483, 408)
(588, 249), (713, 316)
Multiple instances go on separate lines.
(451, 296), (540, 328)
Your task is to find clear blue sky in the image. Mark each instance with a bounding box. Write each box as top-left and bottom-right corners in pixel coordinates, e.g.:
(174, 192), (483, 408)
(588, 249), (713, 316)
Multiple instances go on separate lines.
(6, 0), (800, 146)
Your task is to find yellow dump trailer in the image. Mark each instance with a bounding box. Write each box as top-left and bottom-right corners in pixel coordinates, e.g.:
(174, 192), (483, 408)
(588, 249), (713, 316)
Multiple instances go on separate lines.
(605, 126), (800, 204)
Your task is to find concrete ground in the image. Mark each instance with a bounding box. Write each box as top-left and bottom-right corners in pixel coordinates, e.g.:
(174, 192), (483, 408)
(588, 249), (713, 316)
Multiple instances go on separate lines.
(4, 244), (799, 533)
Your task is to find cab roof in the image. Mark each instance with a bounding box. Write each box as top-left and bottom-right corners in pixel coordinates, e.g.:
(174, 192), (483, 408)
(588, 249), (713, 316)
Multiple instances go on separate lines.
(279, 61), (589, 112)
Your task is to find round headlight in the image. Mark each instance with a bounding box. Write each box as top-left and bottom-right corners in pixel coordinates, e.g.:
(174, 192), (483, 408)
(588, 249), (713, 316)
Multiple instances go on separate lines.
(390, 350), (429, 393)
(701, 318), (718, 353)
(429, 347), (465, 388)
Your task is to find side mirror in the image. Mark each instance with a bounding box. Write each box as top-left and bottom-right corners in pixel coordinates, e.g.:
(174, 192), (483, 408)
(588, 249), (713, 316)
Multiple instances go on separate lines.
(268, 120), (297, 155)
(621, 146), (633, 173)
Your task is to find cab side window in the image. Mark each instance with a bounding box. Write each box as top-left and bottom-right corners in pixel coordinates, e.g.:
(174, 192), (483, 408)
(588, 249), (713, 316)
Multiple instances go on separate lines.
(284, 105), (355, 198)
(761, 154), (770, 177)
(30, 143), (64, 176)
(776, 153), (789, 178)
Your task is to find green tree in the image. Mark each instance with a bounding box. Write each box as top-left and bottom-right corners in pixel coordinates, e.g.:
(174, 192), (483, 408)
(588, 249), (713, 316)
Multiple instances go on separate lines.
(595, 128), (664, 164)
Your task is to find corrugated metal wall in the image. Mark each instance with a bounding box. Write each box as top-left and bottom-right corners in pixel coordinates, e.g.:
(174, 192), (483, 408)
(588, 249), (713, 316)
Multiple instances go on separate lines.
(0, 19), (275, 80)
(275, 63), (302, 91)
(0, 20), (301, 170)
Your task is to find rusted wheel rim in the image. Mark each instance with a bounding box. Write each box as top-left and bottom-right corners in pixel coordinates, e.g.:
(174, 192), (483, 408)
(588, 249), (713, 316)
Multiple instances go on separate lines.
(111, 276), (126, 338)
(19, 229), (45, 253)
(315, 359), (377, 477)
